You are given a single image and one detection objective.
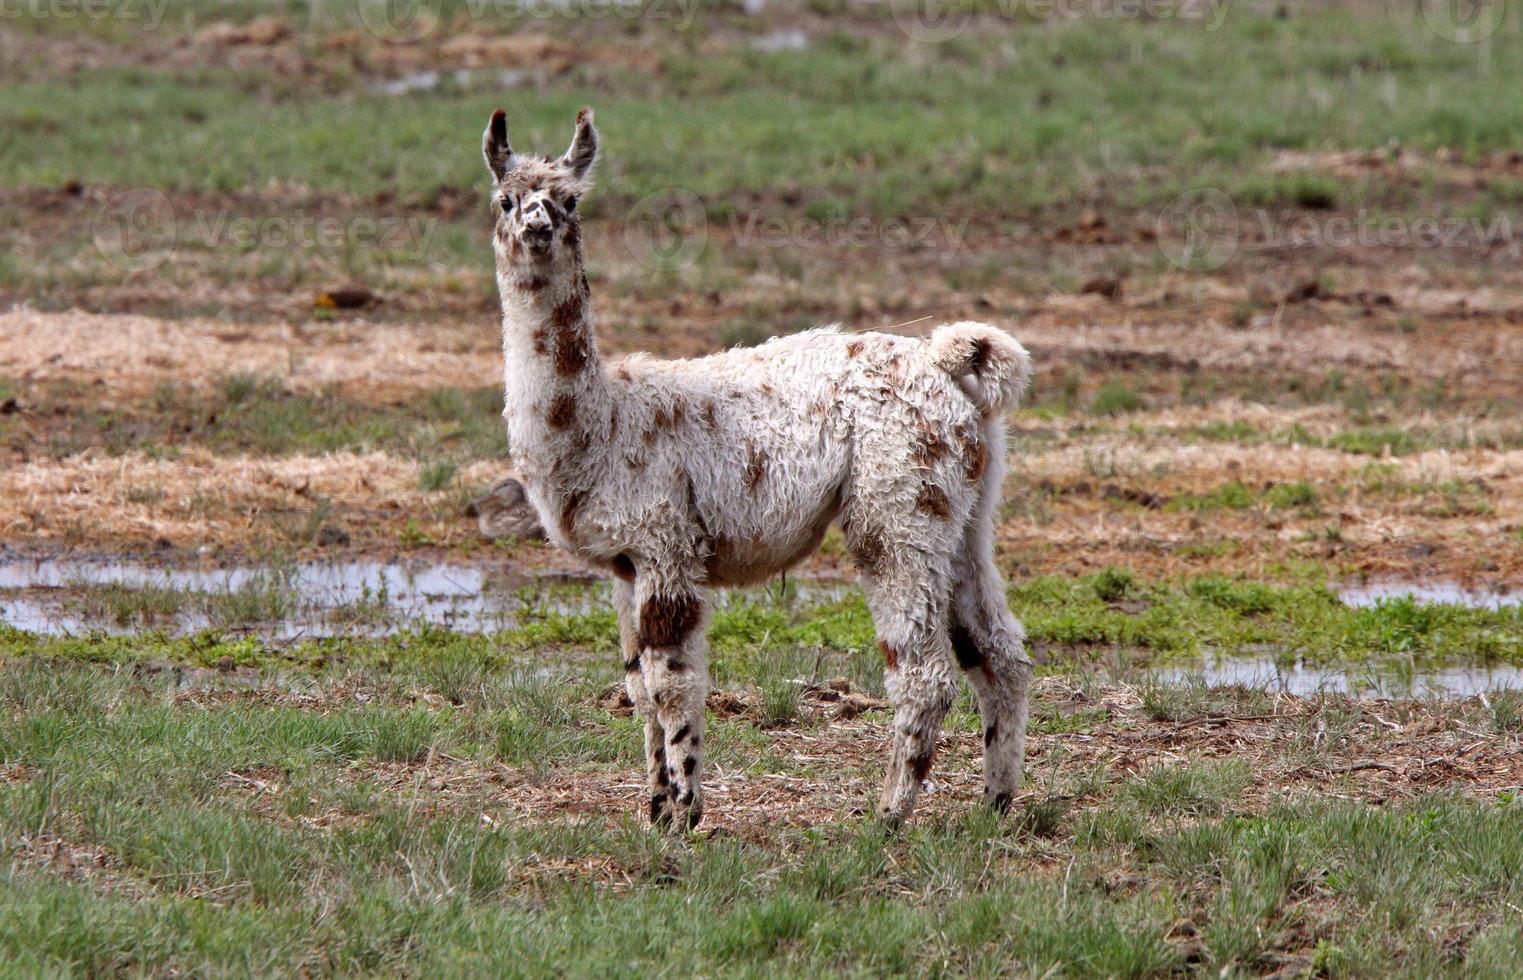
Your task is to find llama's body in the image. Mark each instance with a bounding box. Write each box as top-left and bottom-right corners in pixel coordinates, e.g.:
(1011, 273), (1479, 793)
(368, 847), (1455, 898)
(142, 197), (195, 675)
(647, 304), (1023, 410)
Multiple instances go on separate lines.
(484, 107), (1035, 829)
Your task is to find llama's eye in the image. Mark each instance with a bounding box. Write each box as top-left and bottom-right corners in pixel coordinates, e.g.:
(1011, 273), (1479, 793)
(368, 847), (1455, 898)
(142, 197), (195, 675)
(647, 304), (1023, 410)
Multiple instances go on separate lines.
(500, 198), (514, 215)
(564, 195), (578, 213)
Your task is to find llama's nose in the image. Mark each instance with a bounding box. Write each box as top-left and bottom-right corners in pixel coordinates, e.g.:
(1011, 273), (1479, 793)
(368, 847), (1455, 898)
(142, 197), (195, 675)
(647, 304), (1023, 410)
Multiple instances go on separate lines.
(523, 202), (552, 233)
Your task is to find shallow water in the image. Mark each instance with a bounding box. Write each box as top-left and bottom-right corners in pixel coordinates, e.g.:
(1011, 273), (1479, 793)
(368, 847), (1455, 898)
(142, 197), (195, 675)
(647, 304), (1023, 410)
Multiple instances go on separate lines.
(0, 556), (600, 638)
(1149, 656), (1523, 698)
(1339, 581), (1522, 610)
(3, 559), (1519, 698)
(0, 556), (851, 640)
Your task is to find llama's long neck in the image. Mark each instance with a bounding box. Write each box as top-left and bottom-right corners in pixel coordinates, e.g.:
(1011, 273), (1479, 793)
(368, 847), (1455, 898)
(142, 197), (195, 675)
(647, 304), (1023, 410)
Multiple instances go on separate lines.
(496, 237), (612, 540)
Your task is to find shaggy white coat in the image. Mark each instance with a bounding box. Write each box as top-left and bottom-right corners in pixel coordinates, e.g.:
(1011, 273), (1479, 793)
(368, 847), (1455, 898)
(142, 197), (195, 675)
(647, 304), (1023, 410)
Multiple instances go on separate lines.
(484, 107), (1035, 828)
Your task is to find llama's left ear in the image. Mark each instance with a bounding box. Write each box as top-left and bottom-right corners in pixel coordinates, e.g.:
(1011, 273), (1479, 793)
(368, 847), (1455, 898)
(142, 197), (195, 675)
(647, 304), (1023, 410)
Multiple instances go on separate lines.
(562, 107), (598, 182)
(483, 108), (515, 182)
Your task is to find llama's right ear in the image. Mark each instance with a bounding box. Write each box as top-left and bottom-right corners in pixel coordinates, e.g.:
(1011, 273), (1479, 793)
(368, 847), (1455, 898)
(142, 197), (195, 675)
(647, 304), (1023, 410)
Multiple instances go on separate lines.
(482, 109), (515, 182)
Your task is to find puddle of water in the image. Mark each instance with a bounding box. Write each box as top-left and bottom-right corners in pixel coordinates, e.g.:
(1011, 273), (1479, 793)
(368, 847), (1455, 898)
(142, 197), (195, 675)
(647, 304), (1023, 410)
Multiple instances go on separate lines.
(1150, 656), (1523, 698)
(0, 556), (604, 639)
(0, 556), (855, 640)
(1340, 581), (1522, 611)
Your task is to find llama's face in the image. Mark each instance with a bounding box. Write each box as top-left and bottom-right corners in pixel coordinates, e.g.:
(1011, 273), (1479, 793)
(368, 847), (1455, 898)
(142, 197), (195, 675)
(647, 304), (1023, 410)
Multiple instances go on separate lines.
(482, 108), (597, 270)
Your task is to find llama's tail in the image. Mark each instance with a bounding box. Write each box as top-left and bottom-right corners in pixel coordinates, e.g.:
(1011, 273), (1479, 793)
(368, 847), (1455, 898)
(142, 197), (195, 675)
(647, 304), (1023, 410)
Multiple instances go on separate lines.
(925, 321), (1033, 416)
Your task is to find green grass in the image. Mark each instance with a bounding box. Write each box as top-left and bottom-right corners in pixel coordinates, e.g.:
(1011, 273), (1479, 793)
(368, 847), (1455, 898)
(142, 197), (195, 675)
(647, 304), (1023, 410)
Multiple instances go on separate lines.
(8, 569), (1523, 688)
(3, 377), (507, 462)
(0, 655), (1520, 975)
(7, 14), (1523, 217)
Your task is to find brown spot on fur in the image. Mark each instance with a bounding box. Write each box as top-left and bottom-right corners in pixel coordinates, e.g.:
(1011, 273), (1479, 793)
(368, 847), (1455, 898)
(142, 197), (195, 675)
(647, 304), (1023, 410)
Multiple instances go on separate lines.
(950, 622), (982, 671)
(531, 324), (551, 355)
(846, 340), (864, 358)
(516, 275), (548, 294)
(559, 489), (588, 538)
(607, 405), (618, 439)
(672, 723), (691, 743)
(552, 330), (589, 377)
(546, 392), (577, 429)
(552, 290), (585, 330)
(970, 338), (989, 369)
(964, 436), (988, 483)
(912, 422), (950, 468)
(878, 640), (899, 670)
(951, 621), (997, 684)
(743, 443), (768, 492)
(916, 483), (952, 520)
(625, 653), (640, 672)
(760, 383), (773, 397)
(564, 221), (581, 250)
(548, 292), (589, 376)
(984, 722), (998, 746)
(910, 748), (934, 784)
(849, 523), (888, 576)
(639, 594), (701, 649)
(625, 452), (647, 471)
(617, 365), (632, 382)
(643, 427), (659, 447)
(702, 401), (718, 429)
(683, 756), (697, 776)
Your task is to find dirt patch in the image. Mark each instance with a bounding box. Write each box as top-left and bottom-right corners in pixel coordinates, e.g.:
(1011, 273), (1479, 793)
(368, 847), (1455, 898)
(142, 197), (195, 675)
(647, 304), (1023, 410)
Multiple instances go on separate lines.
(227, 680), (1523, 858)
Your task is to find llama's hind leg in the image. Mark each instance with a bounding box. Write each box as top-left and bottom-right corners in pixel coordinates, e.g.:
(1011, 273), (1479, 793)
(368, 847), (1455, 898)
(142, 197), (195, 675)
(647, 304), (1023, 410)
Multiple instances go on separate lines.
(950, 522), (1033, 813)
(634, 578), (709, 831)
(851, 541), (958, 827)
(616, 580), (675, 826)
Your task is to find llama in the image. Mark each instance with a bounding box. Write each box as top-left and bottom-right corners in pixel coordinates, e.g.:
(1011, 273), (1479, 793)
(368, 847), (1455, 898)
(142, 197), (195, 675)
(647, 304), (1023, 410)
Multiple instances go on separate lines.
(482, 107), (1034, 829)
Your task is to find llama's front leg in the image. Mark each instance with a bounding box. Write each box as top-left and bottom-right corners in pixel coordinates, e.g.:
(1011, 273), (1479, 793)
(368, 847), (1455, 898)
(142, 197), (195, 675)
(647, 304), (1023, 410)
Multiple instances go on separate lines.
(616, 579), (673, 826)
(635, 582), (709, 831)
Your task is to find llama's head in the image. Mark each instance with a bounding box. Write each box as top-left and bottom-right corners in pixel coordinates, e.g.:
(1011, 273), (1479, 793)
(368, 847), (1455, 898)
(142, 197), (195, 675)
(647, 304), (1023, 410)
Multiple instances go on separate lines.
(482, 107), (598, 270)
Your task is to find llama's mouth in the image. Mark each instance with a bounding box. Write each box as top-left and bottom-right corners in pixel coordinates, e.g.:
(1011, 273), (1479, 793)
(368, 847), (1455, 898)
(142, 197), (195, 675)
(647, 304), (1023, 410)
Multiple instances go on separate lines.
(523, 230), (554, 257)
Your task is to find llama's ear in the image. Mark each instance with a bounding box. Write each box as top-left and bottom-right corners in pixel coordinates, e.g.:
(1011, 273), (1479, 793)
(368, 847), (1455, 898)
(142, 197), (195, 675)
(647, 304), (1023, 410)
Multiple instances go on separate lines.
(483, 109), (515, 182)
(561, 107), (598, 182)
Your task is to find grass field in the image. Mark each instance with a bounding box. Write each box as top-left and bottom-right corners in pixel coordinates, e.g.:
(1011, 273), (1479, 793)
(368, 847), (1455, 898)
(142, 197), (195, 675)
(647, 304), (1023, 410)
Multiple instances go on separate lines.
(4, 1), (1523, 975)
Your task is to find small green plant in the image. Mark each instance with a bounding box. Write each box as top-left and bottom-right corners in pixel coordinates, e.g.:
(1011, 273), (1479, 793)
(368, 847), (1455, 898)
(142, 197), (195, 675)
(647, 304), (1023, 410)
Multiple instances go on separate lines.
(1264, 481), (1318, 510)
(1093, 567), (1136, 604)
(1489, 690), (1523, 733)
(1091, 381), (1143, 417)
(418, 460), (458, 493)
